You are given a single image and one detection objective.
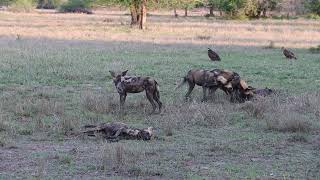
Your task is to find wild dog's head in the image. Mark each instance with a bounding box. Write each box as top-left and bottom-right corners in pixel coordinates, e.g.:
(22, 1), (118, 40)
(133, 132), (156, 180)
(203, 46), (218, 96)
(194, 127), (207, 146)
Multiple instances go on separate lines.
(109, 70), (128, 93)
(138, 127), (153, 140)
(238, 80), (254, 101)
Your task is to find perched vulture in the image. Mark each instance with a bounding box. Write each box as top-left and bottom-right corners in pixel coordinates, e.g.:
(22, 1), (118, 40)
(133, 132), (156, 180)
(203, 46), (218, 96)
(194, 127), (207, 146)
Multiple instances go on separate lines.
(282, 47), (297, 60)
(208, 48), (221, 61)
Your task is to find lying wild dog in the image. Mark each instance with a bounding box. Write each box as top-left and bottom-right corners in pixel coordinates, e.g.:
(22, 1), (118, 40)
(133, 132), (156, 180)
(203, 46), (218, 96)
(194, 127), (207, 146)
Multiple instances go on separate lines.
(253, 87), (273, 96)
(82, 122), (153, 141)
(175, 69), (219, 101)
(110, 70), (162, 114)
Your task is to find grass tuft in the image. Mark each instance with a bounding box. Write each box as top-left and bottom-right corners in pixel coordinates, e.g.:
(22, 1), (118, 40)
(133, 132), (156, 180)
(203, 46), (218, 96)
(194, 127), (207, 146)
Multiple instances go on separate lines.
(82, 91), (117, 114)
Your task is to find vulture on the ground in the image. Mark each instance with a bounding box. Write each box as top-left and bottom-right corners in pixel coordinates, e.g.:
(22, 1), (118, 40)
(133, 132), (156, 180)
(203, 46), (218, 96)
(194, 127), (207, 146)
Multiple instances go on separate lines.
(208, 48), (221, 61)
(282, 47), (297, 60)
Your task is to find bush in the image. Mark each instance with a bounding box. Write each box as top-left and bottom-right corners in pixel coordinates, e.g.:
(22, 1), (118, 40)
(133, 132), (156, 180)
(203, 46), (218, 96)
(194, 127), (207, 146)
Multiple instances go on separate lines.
(305, 13), (320, 19)
(37, 0), (61, 9)
(9, 0), (35, 12)
(0, 0), (14, 6)
(243, 0), (280, 18)
(305, 0), (320, 15)
(309, 45), (320, 54)
(59, 0), (93, 14)
(217, 0), (245, 17)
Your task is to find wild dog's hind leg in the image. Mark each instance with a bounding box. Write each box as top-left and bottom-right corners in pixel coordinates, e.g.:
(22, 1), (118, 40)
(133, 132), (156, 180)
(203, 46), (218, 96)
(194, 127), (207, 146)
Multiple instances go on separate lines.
(146, 90), (157, 114)
(185, 82), (195, 101)
(153, 89), (162, 113)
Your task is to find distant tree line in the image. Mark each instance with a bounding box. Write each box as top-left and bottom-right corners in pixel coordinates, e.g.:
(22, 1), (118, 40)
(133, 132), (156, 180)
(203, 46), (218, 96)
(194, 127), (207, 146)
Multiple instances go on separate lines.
(1, 0), (320, 29)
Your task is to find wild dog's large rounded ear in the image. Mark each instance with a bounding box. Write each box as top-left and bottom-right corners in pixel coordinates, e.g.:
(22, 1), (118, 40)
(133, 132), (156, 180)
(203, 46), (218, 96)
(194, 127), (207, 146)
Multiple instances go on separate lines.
(122, 70), (128, 76)
(109, 70), (115, 77)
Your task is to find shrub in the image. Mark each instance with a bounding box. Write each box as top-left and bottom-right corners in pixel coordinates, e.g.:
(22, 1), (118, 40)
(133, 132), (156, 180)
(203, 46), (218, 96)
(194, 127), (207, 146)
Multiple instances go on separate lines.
(263, 93), (319, 133)
(305, 0), (320, 15)
(217, 0), (245, 17)
(9, 0), (35, 12)
(304, 13), (320, 20)
(37, 0), (61, 9)
(309, 45), (320, 54)
(59, 0), (93, 14)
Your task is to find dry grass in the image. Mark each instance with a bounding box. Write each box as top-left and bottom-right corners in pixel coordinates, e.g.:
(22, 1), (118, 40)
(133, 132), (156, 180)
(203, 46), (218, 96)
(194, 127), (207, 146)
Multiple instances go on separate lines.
(99, 143), (145, 175)
(81, 91), (118, 114)
(263, 93), (319, 133)
(0, 9), (320, 48)
(240, 98), (268, 119)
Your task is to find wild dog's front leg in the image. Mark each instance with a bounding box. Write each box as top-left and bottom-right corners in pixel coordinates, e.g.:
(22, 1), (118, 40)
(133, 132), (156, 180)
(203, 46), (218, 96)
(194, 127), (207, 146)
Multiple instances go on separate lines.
(208, 86), (218, 99)
(119, 93), (127, 112)
(229, 90), (239, 103)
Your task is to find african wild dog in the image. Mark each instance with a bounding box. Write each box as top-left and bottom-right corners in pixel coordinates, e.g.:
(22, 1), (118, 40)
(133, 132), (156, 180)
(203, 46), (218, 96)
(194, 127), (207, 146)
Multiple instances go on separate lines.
(253, 87), (273, 97)
(110, 70), (162, 114)
(176, 69), (254, 102)
(175, 69), (219, 102)
(82, 122), (153, 141)
(210, 69), (254, 102)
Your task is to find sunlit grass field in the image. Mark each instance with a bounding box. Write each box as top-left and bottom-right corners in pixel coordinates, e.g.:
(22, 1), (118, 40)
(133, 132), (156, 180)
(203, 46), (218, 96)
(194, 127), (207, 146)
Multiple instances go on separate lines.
(0, 9), (320, 179)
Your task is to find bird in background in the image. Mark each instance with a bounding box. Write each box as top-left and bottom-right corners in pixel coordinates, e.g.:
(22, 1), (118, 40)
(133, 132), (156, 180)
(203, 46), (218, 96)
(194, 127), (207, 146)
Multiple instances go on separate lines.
(281, 47), (297, 60)
(208, 48), (221, 61)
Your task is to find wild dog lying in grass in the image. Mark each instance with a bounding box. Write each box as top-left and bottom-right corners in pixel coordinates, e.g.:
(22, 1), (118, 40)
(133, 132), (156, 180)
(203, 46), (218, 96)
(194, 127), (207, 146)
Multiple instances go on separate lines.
(82, 122), (153, 141)
(253, 87), (273, 96)
(110, 70), (162, 114)
(176, 69), (254, 102)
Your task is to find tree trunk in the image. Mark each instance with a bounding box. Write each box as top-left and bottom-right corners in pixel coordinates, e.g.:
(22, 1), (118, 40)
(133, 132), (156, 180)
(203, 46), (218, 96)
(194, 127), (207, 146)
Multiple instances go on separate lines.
(139, 0), (147, 30)
(130, 3), (138, 26)
(184, 8), (188, 17)
(262, 9), (267, 17)
(209, 6), (214, 16)
(174, 8), (178, 17)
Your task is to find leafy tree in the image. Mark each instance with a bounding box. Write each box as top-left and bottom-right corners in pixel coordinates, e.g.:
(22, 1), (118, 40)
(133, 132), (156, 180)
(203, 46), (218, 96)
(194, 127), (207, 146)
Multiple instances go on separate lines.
(207, 0), (219, 16)
(217, 0), (245, 16)
(180, 0), (198, 16)
(256, 0), (279, 17)
(0, 0), (16, 6)
(98, 0), (160, 29)
(37, 0), (61, 9)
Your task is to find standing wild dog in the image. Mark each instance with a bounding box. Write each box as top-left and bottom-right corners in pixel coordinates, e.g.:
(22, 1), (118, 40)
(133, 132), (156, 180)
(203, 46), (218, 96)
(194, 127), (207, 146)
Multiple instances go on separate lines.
(110, 70), (162, 114)
(210, 69), (254, 102)
(175, 69), (219, 102)
(176, 69), (254, 102)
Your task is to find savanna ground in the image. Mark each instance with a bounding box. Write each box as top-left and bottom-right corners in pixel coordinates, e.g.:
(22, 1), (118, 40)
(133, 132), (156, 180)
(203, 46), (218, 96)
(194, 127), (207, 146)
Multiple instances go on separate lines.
(0, 8), (320, 179)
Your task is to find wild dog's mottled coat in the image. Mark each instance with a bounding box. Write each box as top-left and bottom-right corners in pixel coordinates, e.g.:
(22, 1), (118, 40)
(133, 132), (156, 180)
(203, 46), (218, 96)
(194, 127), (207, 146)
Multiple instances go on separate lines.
(82, 122), (153, 141)
(176, 69), (254, 102)
(110, 70), (162, 114)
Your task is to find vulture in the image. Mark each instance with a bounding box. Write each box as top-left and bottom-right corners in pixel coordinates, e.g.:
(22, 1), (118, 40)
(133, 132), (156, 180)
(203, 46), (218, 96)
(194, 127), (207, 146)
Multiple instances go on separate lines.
(208, 48), (221, 61)
(282, 47), (297, 60)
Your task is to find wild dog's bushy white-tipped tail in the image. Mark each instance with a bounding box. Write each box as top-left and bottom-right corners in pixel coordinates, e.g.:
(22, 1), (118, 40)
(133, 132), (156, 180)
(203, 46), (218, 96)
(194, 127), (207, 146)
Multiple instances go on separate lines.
(175, 77), (187, 90)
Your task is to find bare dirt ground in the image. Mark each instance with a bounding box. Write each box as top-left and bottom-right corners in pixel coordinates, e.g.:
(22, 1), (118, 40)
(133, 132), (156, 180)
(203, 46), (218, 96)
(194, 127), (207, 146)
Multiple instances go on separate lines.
(1, 8), (320, 48)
